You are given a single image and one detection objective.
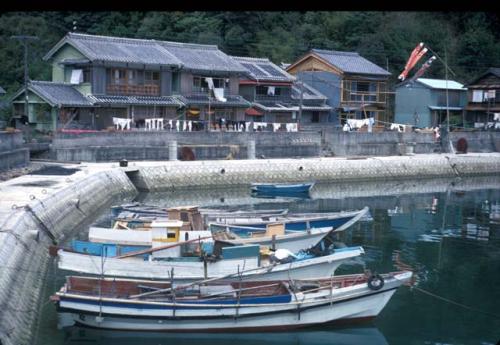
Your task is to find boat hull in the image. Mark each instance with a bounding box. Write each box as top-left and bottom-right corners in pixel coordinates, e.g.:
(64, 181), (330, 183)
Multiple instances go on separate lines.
(56, 272), (411, 332)
(57, 247), (364, 282)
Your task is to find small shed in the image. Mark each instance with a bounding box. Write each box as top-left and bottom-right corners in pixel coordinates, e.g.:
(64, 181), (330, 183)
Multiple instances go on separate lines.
(395, 78), (467, 128)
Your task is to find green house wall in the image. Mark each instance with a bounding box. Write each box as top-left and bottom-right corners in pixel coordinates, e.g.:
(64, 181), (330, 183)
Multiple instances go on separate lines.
(395, 84), (433, 127)
(50, 44), (86, 82)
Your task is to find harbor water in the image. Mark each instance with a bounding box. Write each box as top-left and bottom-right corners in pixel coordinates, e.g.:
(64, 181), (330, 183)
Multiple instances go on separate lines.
(35, 176), (500, 345)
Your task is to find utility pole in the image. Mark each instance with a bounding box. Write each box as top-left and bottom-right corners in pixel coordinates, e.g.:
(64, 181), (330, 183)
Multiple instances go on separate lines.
(445, 47), (450, 133)
(298, 80), (304, 129)
(11, 35), (39, 124)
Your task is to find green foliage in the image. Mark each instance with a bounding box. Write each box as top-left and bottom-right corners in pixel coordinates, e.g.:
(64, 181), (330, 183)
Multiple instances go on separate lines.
(0, 10), (499, 103)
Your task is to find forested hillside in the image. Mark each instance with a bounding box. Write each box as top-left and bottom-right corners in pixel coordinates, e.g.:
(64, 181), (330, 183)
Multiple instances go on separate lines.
(1, 11), (499, 96)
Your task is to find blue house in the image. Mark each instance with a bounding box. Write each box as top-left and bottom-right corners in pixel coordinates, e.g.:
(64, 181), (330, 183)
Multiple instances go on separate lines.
(395, 78), (467, 128)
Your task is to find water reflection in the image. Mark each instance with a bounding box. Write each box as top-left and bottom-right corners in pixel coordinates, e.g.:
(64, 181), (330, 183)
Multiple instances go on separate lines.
(61, 325), (388, 345)
(36, 176), (500, 345)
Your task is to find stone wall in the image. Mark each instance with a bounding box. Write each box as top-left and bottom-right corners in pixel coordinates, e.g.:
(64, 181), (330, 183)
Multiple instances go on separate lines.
(0, 131), (29, 171)
(51, 131), (322, 162)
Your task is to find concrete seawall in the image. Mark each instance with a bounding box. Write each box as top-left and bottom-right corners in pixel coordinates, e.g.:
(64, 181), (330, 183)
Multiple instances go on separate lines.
(133, 153), (500, 191)
(0, 168), (137, 345)
(0, 131), (29, 172)
(1, 153), (500, 345)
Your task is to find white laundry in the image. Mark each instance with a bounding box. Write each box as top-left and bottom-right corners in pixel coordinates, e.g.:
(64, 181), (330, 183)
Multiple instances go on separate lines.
(292, 123), (298, 132)
(343, 123), (351, 132)
(205, 77), (214, 90)
(188, 121), (192, 132)
(168, 120), (173, 131)
(182, 121), (187, 131)
(112, 117), (130, 130)
(347, 118), (369, 129)
(273, 123), (281, 132)
(70, 69), (83, 84)
(390, 123), (406, 132)
(213, 88), (227, 102)
(157, 118), (164, 130)
(176, 120), (180, 132)
(245, 122), (251, 132)
(367, 117), (375, 133)
(494, 113), (500, 121)
(267, 86), (275, 96)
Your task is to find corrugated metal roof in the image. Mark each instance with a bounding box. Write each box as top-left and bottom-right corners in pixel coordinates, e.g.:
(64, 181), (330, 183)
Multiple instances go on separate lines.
(28, 81), (93, 107)
(160, 42), (247, 73)
(417, 78), (466, 90)
(311, 49), (391, 76)
(88, 94), (183, 106)
(232, 56), (295, 82)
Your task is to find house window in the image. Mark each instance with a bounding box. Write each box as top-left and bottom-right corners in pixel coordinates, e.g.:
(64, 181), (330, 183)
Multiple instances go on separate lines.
(193, 76), (228, 93)
(111, 69), (127, 85)
(172, 72), (180, 93)
(145, 71), (160, 85)
(83, 68), (91, 83)
(312, 111), (320, 123)
(256, 85), (281, 96)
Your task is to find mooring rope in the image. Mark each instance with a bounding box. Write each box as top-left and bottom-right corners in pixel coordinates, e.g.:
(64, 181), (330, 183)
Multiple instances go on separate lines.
(412, 286), (500, 320)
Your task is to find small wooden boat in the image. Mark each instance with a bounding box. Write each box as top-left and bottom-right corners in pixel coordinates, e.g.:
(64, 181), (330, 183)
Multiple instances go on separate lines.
(51, 270), (412, 331)
(250, 182), (314, 195)
(210, 207), (369, 232)
(56, 244), (365, 282)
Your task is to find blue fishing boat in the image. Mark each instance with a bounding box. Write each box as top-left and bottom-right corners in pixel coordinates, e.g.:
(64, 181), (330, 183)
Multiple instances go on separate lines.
(210, 207), (369, 233)
(250, 182), (314, 195)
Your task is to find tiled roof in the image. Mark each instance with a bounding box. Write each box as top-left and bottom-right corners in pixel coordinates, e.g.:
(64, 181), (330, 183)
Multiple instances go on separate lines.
(176, 94), (251, 108)
(88, 94), (183, 106)
(232, 56), (295, 82)
(416, 78), (466, 90)
(311, 49), (391, 76)
(44, 33), (181, 67)
(45, 33), (246, 73)
(160, 42), (247, 74)
(27, 81), (93, 107)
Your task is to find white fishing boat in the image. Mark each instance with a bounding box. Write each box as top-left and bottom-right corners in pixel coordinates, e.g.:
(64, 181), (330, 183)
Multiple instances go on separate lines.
(89, 208), (368, 254)
(51, 270), (412, 331)
(56, 245), (365, 283)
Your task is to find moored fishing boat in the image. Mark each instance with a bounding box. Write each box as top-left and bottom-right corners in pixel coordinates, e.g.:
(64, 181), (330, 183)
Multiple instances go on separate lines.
(250, 182), (315, 195)
(51, 270), (412, 331)
(209, 207), (370, 232)
(56, 244), (365, 282)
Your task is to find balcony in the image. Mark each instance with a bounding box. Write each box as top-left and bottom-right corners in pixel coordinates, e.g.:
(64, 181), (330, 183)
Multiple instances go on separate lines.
(107, 84), (160, 96)
(255, 94), (292, 104)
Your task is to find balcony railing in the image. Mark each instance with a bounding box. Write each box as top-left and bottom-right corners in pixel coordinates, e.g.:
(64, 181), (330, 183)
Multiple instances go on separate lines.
(347, 92), (382, 103)
(107, 84), (160, 96)
(255, 94), (292, 103)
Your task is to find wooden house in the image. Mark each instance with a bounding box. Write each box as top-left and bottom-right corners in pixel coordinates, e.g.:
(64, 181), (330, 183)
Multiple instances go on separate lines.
(395, 78), (467, 128)
(286, 49), (391, 126)
(464, 68), (500, 127)
(10, 32), (250, 132)
(234, 56), (331, 126)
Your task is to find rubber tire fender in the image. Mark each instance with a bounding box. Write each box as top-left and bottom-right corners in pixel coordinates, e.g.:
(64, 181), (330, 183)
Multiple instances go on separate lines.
(367, 274), (385, 291)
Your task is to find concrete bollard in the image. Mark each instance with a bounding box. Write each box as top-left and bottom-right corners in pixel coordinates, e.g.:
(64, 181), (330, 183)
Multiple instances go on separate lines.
(247, 140), (256, 160)
(169, 140), (178, 161)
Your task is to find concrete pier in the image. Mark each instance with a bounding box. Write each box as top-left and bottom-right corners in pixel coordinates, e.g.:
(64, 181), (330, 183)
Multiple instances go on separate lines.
(1, 152), (500, 345)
